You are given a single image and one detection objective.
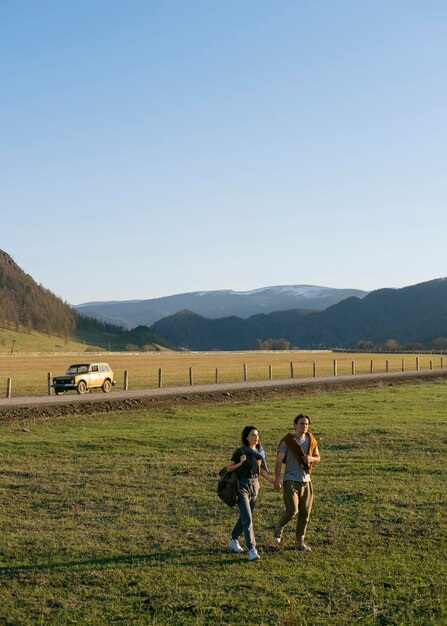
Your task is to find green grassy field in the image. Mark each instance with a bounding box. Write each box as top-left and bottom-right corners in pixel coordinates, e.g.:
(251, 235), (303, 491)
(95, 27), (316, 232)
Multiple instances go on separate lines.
(0, 382), (446, 624)
(0, 350), (444, 398)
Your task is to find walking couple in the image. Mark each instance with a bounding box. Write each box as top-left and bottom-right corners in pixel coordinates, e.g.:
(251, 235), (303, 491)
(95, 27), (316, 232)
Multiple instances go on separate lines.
(226, 414), (320, 561)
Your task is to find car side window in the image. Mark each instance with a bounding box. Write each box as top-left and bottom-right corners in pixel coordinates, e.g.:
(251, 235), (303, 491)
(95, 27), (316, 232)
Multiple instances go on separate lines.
(91, 365), (99, 372)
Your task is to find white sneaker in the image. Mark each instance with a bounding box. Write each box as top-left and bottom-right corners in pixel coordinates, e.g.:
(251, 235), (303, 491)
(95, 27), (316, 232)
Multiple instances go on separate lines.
(229, 538), (244, 553)
(248, 548), (260, 561)
(274, 528), (283, 544)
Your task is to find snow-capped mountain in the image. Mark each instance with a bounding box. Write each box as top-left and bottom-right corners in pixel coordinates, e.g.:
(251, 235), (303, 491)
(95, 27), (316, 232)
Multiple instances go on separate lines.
(75, 285), (369, 329)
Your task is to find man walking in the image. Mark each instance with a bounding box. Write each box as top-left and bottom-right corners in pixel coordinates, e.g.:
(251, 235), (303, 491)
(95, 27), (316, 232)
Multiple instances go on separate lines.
(274, 413), (320, 551)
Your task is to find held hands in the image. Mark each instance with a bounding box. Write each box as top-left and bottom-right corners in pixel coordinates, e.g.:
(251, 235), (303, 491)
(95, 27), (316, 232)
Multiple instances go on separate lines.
(274, 479), (282, 492)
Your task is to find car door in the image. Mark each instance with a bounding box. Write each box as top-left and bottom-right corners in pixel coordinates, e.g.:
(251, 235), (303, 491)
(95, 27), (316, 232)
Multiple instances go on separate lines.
(88, 364), (101, 388)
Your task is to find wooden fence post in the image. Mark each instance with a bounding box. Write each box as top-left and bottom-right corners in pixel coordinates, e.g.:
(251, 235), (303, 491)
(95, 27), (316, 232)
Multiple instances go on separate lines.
(416, 357), (420, 371)
(215, 368), (219, 384)
(243, 363), (248, 382)
(158, 368), (163, 388)
(124, 370), (129, 391)
(268, 365), (273, 381)
(402, 359), (405, 372)
(47, 372), (52, 395)
(351, 360), (355, 375)
(333, 359), (337, 376)
(6, 378), (12, 398)
(430, 359), (433, 371)
(386, 360), (389, 373)
(441, 357), (444, 370)
(189, 367), (193, 386)
(312, 362), (317, 378)
(370, 359), (374, 374)
(290, 362), (294, 379)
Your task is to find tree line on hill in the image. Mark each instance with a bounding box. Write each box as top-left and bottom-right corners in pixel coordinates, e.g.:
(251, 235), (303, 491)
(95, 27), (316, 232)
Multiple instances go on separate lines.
(2, 249), (447, 352)
(0, 251), (78, 337)
(0, 250), (170, 350)
(0, 250), (176, 350)
(254, 337), (447, 352)
(356, 338), (447, 352)
(148, 278), (447, 351)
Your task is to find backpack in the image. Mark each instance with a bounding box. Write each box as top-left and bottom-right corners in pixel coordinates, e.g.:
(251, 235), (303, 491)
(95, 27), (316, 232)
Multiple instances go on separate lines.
(217, 466), (240, 507)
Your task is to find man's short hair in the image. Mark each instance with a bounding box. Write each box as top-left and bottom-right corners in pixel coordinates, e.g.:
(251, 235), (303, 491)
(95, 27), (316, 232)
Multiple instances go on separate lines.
(294, 413), (311, 425)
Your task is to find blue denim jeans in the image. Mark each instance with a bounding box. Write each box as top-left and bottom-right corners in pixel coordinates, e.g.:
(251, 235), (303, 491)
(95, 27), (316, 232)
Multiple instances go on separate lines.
(231, 477), (260, 551)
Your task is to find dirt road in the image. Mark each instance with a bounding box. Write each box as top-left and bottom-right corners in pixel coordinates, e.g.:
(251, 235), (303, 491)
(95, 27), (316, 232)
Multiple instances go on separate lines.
(0, 368), (446, 421)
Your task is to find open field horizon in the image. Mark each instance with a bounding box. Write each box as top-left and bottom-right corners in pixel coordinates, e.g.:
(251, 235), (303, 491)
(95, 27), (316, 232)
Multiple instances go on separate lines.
(0, 382), (446, 624)
(0, 350), (445, 399)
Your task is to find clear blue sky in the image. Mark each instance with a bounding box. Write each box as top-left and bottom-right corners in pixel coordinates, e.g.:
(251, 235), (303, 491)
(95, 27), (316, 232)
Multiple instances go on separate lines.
(1, 1), (446, 304)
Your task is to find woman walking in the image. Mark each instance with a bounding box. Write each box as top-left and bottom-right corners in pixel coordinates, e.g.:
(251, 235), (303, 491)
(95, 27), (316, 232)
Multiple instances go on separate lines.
(227, 425), (275, 560)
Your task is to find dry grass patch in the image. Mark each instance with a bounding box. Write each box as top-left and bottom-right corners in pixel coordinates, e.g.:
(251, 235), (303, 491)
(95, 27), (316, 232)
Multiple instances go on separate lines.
(0, 350), (444, 398)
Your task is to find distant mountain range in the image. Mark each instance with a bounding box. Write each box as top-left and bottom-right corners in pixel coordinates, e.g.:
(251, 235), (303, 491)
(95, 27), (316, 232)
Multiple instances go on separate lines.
(2, 248), (446, 352)
(75, 285), (369, 329)
(150, 279), (447, 350)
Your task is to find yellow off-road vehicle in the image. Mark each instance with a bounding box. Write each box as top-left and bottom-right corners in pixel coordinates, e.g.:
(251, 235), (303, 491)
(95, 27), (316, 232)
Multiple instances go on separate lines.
(52, 363), (115, 395)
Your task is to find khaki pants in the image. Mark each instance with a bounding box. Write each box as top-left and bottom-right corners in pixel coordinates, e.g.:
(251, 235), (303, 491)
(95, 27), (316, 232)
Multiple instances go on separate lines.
(276, 480), (313, 542)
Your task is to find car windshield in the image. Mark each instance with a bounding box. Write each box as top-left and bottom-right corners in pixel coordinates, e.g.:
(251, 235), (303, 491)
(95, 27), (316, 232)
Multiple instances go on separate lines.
(66, 364), (90, 375)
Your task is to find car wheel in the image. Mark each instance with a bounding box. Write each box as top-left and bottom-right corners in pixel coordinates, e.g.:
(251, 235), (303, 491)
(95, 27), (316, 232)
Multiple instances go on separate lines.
(54, 389), (64, 395)
(77, 380), (87, 394)
(102, 379), (112, 393)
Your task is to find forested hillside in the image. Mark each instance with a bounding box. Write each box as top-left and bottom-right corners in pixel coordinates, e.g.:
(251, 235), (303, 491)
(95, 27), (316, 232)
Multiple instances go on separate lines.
(0, 250), (175, 351)
(151, 309), (313, 350)
(0, 250), (77, 337)
(3, 248), (446, 352)
(151, 279), (447, 350)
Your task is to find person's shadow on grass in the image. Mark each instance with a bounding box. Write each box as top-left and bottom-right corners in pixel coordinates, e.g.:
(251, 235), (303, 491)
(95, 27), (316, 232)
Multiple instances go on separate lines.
(0, 546), (282, 575)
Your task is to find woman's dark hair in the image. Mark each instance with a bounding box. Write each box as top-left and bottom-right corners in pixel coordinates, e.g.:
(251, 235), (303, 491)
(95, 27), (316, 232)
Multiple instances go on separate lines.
(294, 413), (311, 425)
(241, 425), (260, 449)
